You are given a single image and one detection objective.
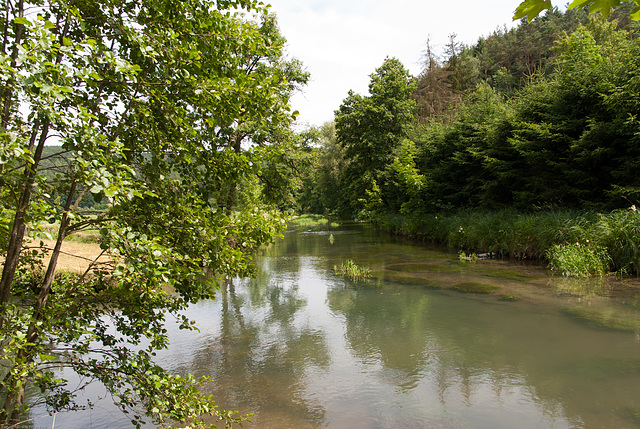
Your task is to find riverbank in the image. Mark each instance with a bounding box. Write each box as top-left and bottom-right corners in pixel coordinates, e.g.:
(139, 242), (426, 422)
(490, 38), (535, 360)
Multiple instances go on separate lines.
(374, 207), (640, 277)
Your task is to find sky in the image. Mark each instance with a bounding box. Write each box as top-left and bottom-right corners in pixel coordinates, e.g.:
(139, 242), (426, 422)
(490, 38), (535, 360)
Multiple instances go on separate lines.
(265, 0), (521, 128)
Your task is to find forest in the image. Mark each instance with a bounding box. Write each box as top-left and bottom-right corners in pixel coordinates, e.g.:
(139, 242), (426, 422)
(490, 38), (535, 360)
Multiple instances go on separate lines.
(295, 6), (640, 276)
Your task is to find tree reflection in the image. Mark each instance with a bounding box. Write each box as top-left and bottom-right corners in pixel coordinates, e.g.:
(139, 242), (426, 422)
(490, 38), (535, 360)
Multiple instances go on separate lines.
(188, 263), (331, 427)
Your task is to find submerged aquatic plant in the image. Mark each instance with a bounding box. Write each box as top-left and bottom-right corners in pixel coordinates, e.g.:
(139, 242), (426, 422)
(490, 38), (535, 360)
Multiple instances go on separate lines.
(563, 307), (640, 333)
(499, 293), (523, 301)
(334, 259), (371, 281)
(451, 282), (500, 294)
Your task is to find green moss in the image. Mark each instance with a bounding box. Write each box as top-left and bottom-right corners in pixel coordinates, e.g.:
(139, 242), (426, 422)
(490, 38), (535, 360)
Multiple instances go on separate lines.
(477, 268), (539, 282)
(451, 282), (500, 294)
(499, 294), (522, 301)
(563, 307), (640, 333)
(371, 271), (443, 288)
(386, 263), (458, 272)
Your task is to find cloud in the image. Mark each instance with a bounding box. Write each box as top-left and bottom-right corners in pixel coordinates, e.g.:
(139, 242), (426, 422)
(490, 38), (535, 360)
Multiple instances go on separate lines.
(267, 0), (519, 127)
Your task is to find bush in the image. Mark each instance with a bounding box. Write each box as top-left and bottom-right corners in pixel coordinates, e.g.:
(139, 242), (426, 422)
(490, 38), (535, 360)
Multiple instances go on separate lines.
(547, 243), (611, 276)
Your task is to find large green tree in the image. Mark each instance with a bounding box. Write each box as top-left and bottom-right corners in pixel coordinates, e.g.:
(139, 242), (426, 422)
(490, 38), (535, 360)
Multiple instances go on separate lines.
(334, 57), (417, 218)
(0, 0), (302, 427)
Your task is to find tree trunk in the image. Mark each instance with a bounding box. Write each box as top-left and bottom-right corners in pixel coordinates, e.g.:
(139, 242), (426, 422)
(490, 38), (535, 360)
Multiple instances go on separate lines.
(0, 120), (49, 311)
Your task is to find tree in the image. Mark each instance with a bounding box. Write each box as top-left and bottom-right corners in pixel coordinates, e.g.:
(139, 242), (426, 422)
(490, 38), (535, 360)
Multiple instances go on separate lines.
(211, 13), (310, 216)
(335, 58), (417, 218)
(0, 0), (302, 427)
(518, 18), (640, 207)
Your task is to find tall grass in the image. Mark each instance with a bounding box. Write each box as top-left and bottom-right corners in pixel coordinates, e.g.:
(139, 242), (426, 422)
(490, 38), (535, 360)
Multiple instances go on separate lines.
(376, 207), (640, 276)
(290, 214), (329, 226)
(334, 259), (371, 281)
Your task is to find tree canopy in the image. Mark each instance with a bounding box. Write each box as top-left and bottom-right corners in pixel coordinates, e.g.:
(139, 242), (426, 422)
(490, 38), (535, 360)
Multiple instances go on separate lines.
(0, 0), (305, 427)
(300, 11), (640, 223)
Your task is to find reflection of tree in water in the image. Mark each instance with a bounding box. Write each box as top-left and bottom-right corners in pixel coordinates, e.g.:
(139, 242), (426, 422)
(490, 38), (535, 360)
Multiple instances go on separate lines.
(327, 283), (640, 427)
(326, 284), (434, 393)
(189, 269), (331, 427)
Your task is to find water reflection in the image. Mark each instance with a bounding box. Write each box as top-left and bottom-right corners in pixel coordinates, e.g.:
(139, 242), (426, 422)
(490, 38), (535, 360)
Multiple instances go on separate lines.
(27, 224), (640, 428)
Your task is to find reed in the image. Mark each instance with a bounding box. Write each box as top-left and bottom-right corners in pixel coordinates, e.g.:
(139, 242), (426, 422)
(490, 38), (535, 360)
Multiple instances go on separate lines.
(334, 259), (371, 281)
(375, 207), (640, 276)
(547, 244), (610, 277)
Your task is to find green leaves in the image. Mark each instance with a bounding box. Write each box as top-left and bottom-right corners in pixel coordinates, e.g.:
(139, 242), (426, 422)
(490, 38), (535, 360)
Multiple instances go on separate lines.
(0, 0), (302, 427)
(514, 0), (639, 21)
(513, 0), (552, 22)
(335, 58), (417, 218)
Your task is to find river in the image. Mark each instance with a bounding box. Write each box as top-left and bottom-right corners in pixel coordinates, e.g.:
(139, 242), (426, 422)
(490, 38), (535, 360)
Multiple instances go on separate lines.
(28, 223), (640, 428)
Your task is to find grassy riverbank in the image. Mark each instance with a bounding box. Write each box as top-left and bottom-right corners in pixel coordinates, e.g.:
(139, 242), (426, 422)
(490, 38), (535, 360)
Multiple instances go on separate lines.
(375, 207), (640, 277)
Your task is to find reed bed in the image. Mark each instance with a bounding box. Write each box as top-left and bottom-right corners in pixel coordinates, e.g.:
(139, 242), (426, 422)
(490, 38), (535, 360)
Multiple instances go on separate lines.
(377, 207), (640, 276)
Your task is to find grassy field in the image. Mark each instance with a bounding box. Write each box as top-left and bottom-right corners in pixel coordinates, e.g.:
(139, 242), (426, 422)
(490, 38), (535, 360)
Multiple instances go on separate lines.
(37, 238), (108, 274)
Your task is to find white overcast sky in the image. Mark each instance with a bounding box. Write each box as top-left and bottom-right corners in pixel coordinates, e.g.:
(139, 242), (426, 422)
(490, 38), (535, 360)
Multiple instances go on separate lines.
(265, 0), (522, 128)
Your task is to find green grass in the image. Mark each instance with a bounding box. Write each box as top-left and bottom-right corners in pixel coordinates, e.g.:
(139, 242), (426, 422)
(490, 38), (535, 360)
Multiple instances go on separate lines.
(290, 214), (329, 226)
(547, 243), (610, 277)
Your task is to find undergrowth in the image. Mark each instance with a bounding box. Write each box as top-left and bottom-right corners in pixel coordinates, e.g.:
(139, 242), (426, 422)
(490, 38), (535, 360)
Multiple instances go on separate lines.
(376, 207), (640, 276)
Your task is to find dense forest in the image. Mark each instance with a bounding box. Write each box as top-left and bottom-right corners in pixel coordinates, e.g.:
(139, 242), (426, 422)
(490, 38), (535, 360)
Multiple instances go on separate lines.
(297, 6), (640, 218)
(291, 7), (640, 276)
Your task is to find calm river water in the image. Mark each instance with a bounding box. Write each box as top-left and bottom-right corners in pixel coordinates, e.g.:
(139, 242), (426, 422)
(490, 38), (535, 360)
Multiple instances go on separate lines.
(29, 223), (640, 428)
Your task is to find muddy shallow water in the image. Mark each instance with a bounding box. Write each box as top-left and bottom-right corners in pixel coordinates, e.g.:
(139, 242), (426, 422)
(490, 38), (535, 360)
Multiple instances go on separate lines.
(28, 223), (640, 428)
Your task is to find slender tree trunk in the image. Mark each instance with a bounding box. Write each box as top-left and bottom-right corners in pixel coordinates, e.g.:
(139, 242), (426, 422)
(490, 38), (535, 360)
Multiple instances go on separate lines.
(29, 181), (77, 335)
(0, 120), (49, 310)
(0, 7), (70, 313)
(0, 0), (23, 179)
(1, 0), (23, 127)
(1, 180), (77, 425)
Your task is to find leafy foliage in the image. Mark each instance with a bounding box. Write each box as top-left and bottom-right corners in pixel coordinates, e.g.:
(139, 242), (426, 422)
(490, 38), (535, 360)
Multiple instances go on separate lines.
(0, 0), (304, 426)
(335, 58), (417, 218)
(514, 0), (640, 22)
